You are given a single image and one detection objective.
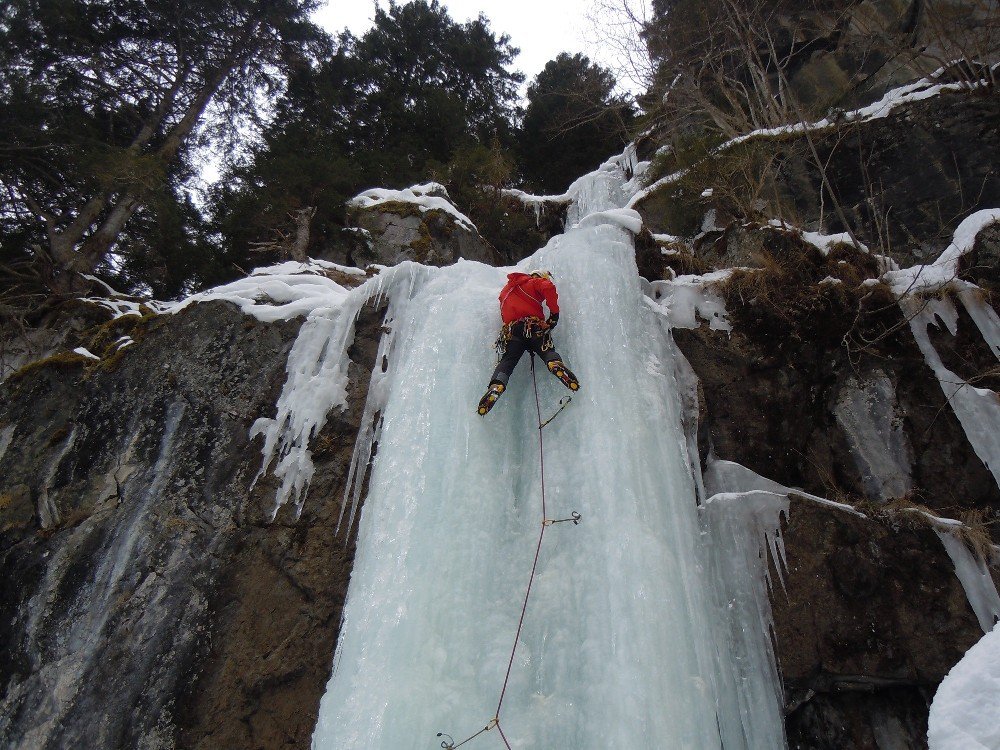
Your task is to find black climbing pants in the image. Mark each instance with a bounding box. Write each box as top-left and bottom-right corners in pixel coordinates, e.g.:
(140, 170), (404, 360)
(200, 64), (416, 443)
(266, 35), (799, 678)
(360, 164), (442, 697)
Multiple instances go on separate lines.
(490, 320), (562, 386)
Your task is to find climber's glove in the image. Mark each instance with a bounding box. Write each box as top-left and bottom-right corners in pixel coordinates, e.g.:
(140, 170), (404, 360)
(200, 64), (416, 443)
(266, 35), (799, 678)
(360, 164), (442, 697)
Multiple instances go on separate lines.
(546, 313), (559, 329)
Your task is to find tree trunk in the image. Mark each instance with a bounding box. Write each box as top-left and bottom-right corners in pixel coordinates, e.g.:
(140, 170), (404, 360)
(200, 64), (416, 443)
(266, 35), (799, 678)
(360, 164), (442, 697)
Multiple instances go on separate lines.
(290, 207), (317, 263)
(43, 22), (262, 290)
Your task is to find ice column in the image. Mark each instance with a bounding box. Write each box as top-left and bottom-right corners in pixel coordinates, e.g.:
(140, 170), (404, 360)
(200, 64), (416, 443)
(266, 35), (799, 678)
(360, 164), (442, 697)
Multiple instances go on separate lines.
(312, 152), (788, 749)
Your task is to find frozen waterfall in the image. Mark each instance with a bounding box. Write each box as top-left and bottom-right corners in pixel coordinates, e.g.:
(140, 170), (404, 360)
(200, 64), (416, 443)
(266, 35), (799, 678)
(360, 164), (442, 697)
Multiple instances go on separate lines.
(304, 152), (787, 749)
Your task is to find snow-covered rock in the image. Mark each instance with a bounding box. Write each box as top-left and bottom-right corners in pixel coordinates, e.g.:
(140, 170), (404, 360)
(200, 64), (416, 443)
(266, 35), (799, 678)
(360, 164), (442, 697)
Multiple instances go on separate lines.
(346, 182), (497, 267)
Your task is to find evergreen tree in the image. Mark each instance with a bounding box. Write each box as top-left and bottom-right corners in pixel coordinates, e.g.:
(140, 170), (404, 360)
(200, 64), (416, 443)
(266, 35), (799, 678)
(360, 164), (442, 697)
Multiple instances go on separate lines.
(518, 53), (634, 194)
(0, 0), (325, 297)
(210, 1), (524, 267)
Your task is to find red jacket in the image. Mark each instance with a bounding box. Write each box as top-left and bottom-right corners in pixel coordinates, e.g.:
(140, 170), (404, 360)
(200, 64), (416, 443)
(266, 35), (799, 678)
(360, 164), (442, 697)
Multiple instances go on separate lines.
(499, 273), (559, 324)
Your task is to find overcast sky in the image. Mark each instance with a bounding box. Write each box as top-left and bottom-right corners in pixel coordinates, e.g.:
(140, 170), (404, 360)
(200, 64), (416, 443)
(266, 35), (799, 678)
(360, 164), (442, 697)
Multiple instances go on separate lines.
(312, 0), (636, 95)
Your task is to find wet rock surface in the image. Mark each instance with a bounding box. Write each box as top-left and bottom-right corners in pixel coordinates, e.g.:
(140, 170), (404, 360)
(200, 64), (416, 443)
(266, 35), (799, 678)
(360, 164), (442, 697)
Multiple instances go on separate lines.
(0, 300), (382, 749)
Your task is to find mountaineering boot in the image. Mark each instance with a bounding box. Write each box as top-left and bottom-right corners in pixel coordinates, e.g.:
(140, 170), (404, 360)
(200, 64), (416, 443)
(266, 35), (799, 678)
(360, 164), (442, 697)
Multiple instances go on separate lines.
(547, 360), (580, 391)
(477, 382), (505, 415)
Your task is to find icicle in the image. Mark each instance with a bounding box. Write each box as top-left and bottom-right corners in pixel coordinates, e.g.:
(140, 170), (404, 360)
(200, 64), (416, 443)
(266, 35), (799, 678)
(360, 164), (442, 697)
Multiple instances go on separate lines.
(934, 528), (1000, 633)
(955, 282), (1000, 361)
(904, 295), (1000, 490)
(699, 463), (789, 748)
(251, 262), (430, 520)
(337, 267), (428, 533)
(250, 295), (366, 518)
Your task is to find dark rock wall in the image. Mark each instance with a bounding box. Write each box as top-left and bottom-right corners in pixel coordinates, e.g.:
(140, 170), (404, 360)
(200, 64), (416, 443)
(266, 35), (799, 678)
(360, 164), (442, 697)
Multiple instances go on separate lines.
(0, 301), (382, 749)
(675, 296), (999, 747)
(813, 92), (1000, 265)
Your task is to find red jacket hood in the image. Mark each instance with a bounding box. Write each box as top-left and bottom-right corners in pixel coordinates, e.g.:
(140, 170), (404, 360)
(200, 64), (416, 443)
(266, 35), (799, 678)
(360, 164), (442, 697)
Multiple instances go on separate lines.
(506, 272), (532, 283)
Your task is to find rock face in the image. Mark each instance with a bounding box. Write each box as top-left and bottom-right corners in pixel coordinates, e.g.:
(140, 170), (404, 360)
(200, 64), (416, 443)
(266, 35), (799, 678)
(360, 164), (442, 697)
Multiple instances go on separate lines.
(1, 57), (997, 750)
(632, 73), (1000, 744)
(777, 498), (983, 750)
(0, 300), (383, 749)
(671, 233), (1000, 745)
(779, 0), (995, 110)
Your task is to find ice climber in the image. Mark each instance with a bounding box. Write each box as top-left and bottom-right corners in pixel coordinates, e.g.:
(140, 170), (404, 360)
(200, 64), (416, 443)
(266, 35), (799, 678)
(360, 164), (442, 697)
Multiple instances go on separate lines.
(477, 270), (580, 415)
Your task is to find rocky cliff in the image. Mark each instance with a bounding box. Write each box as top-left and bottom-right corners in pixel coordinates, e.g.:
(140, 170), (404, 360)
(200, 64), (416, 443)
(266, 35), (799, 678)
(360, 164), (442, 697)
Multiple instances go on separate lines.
(0, 299), (386, 748)
(2, 39), (999, 750)
(635, 58), (1000, 748)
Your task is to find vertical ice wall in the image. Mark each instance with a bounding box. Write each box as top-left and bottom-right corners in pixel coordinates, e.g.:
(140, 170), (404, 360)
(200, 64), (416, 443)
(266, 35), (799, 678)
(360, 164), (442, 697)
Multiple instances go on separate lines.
(308, 152), (787, 749)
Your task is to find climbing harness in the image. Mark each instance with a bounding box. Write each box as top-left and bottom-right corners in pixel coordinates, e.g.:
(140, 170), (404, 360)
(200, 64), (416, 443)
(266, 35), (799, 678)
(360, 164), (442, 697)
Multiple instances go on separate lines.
(494, 317), (553, 361)
(439, 355), (581, 749)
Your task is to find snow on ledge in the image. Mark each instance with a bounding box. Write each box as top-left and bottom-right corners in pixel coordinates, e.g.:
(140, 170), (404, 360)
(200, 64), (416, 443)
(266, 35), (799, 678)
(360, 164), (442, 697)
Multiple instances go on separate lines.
(501, 187), (573, 206)
(348, 182), (477, 232)
(169, 259), (366, 323)
(81, 260), (370, 323)
(765, 218), (870, 255)
(630, 65), (994, 209)
(883, 209), (1000, 297)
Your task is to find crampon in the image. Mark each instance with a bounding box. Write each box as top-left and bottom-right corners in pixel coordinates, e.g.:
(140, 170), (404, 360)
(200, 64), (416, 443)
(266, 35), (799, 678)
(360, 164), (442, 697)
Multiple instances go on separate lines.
(546, 360), (580, 391)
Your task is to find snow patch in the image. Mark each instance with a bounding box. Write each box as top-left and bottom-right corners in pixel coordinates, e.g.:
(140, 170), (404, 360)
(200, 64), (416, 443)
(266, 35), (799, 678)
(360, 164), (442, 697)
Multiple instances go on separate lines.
(928, 623), (1000, 750)
(766, 218), (870, 254)
(72, 347), (100, 361)
(81, 298), (171, 320)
